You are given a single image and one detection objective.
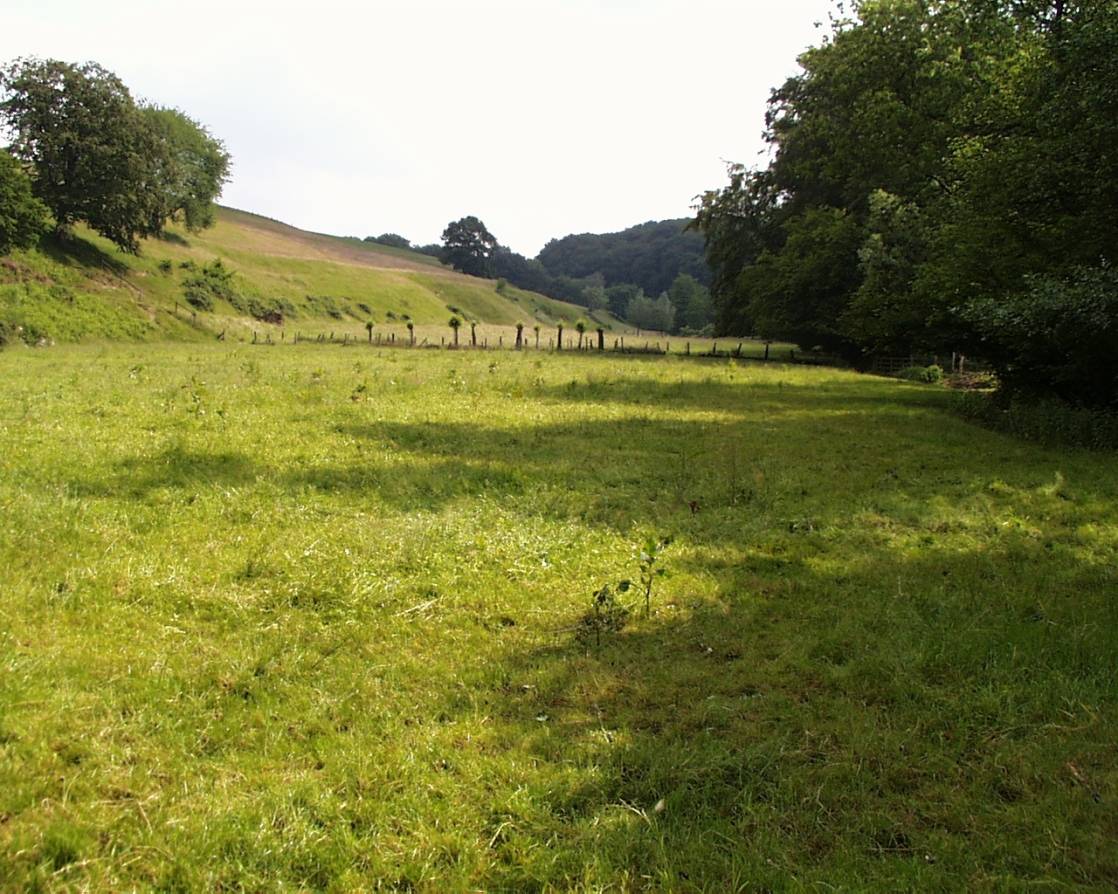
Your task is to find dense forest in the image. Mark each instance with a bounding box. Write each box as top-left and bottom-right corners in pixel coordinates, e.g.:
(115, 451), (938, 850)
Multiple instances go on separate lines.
(694, 0), (1117, 408)
(420, 215), (715, 330)
(371, 217), (715, 333)
(536, 220), (710, 299)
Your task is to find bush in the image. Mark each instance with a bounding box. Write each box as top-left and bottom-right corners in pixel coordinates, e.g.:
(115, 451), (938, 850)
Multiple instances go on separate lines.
(0, 150), (50, 253)
(183, 258), (237, 312)
(304, 294), (347, 319)
(962, 265), (1118, 408)
(898, 364), (943, 384)
(227, 293), (294, 324)
(678, 324), (715, 338)
(954, 391), (1118, 450)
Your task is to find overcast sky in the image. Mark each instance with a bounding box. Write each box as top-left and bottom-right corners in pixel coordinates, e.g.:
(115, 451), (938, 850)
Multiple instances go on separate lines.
(4, 0), (835, 256)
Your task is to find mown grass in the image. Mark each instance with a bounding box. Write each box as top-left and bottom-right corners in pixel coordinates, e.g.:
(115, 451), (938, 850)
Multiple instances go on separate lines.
(0, 344), (1114, 891)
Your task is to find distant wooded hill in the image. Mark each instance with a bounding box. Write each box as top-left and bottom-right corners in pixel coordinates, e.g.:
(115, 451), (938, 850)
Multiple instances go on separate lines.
(536, 219), (710, 298)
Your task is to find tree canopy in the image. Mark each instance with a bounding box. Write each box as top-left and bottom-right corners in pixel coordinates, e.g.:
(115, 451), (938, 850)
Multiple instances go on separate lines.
(0, 57), (230, 252)
(140, 105), (231, 233)
(440, 216), (498, 277)
(694, 0), (1118, 405)
(538, 219), (710, 298)
(365, 233), (411, 249)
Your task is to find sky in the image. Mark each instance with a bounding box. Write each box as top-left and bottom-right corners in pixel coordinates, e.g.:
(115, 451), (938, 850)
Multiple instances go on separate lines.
(3, 0), (836, 257)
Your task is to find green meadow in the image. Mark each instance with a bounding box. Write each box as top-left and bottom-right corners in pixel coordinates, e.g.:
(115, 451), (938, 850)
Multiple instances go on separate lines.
(1, 343), (1115, 890)
(0, 209), (618, 349)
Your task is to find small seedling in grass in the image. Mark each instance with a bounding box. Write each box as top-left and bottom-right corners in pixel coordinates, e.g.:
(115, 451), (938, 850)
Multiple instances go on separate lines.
(638, 535), (672, 616)
(581, 581), (631, 649)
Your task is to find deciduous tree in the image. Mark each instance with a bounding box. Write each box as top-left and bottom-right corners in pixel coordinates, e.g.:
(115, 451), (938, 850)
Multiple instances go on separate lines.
(440, 216), (497, 277)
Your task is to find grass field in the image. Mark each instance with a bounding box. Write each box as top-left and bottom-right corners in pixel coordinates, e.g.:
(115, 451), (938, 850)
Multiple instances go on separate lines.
(1, 343), (1115, 890)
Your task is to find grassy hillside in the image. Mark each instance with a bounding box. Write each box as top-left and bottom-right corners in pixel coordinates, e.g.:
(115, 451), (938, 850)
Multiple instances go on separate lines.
(0, 207), (613, 345)
(0, 344), (1114, 889)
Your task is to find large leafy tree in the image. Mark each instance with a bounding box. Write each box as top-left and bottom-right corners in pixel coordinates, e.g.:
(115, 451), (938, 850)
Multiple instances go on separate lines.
(0, 58), (229, 252)
(440, 216), (498, 277)
(695, 1), (1118, 404)
(667, 272), (714, 333)
(140, 106), (231, 232)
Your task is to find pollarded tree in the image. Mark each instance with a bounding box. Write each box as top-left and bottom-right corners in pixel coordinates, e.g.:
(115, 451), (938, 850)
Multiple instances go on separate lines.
(0, 149), (49, 253)
(440, 216), (497, 277)
(448, 315), (461, 346)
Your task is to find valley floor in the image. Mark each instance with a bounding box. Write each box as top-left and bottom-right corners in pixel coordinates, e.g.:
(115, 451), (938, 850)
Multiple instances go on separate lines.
(0, 344), (1115, 890)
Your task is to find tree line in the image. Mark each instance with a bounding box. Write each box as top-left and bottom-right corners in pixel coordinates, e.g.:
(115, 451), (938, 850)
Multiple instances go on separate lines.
(0, 58), (230, 254)
(693, 0), (1117, 408)
(398, 214), (716, 334)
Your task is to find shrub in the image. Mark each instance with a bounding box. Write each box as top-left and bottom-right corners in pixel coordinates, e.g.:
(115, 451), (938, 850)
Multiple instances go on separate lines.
(304, 294), (347, 319)
(182, 259), (236, 312)
(898, 364), (943, 384)
(0, 150), (50, 253)
(962, 264), (1118, 408)
(954, 392), (1118, 450)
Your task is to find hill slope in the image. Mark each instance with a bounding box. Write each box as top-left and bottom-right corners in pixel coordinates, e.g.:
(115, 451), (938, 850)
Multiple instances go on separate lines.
(0, 207), (610, 345)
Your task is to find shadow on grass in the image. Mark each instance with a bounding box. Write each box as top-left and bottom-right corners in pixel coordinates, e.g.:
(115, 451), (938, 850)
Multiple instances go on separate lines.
(51, 369), (1118, 886)
(289, 456), (526, 509)
(39, 231), (130, 276)
(70, 445), (260, 499)
(441, 538), (1117, 888)
(531, 373), (946, 416)
(156, 231), (191, 247)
